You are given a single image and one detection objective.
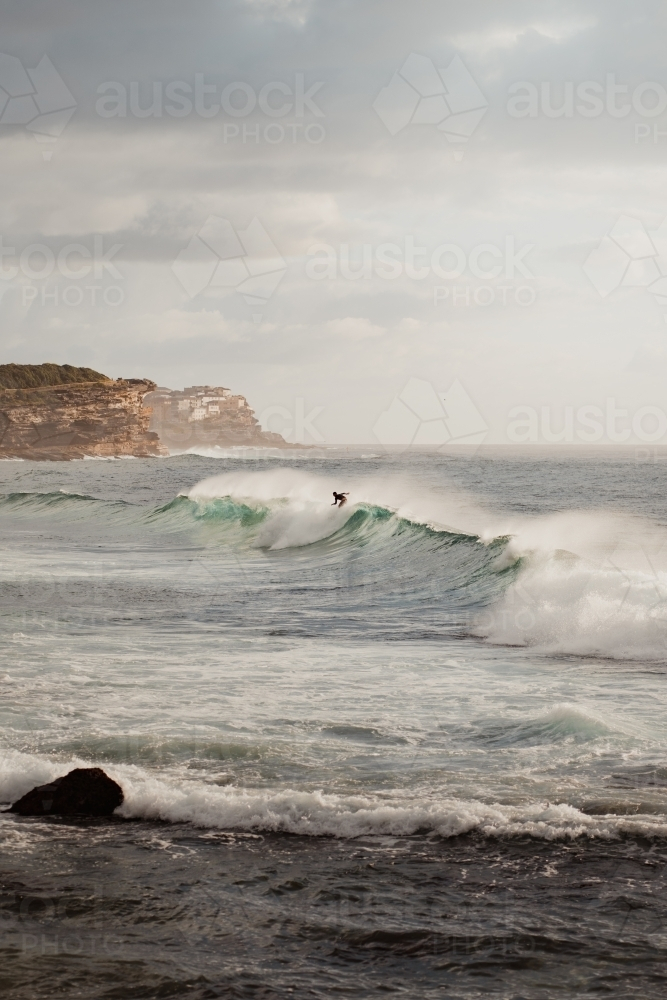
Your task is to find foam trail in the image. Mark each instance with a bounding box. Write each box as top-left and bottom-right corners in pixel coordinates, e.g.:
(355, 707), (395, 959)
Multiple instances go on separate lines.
(185, 469), (642, 555)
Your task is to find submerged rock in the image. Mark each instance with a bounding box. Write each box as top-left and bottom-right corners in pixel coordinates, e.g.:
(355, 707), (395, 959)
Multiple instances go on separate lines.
(10, 767), (124, 817)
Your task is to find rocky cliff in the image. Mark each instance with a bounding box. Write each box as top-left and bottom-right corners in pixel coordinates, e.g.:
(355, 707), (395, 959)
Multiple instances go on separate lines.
(0, 374), (166, 460)
(0, 365), (293, 459)
(145, 386), (293, 450)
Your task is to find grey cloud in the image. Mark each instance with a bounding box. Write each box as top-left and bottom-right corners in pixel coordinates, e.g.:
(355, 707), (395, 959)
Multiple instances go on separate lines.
(1, 0), (667, 440)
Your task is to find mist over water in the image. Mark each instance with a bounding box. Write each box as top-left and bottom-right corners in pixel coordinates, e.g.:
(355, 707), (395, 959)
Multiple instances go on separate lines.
(2, 451), (667, 996)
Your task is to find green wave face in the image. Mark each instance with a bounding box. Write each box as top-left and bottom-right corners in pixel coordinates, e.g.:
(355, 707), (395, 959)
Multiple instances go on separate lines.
(0, 490), (517, 612)
(152, 494), (272, 529)
(159, 495), (481, 550)
(0, 489), (505, 553)
(0, 490), (132, 521)
(0, 486), (524, 649)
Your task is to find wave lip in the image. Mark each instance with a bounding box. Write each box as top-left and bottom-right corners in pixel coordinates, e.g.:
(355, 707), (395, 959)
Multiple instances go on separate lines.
(174, 484), (485, 554)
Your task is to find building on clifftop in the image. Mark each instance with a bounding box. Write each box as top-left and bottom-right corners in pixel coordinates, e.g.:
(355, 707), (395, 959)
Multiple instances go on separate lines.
(144, 385), (291, 450)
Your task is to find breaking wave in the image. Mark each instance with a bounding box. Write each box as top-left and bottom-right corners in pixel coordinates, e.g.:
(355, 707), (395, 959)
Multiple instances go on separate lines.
(1, 750), (666, 842)
(2, 467), (667, 659)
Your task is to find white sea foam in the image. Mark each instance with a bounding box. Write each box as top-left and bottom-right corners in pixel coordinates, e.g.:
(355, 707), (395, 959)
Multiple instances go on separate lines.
(2, 750), (667, 842)
(0, 749), (62, 805)
(254, 502), (354, 549)
(476, 516), (667, 659)
(117, 774), (667, 840)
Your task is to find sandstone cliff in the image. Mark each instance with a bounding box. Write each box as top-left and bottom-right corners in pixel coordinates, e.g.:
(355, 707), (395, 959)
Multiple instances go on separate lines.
(0, 377), (166, 460)
(0, 365), (293, 459)
(145, 386), (293, 450)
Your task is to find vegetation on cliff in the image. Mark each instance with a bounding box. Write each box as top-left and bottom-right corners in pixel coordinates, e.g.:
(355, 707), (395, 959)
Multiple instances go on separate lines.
(0, 363), (109, 390)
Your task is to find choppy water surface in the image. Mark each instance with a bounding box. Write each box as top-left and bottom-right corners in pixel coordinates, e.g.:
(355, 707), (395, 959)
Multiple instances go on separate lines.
(1, 451), (667, 998)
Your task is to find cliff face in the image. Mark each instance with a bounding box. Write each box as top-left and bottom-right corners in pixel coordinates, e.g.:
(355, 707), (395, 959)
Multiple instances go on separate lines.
(145, 386), (292, 450)
(0, 366), (293, 459)
(0, 379), (166, 460)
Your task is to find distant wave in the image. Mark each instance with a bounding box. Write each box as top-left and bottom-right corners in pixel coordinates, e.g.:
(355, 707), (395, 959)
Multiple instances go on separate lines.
(170, 445), (323, 461)
(465, 704), (618, 748)
(0, 490), (134, 521)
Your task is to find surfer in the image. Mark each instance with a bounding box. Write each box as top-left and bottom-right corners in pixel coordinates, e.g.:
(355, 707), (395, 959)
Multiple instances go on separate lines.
(332, 491), (349, 507)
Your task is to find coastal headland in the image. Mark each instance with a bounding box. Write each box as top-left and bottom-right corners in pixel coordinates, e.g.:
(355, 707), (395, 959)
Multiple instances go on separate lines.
(0, 363), (291, 459)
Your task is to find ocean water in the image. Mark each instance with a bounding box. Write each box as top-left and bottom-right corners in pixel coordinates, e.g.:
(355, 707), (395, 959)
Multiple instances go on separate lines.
(1, 450), (667, 998)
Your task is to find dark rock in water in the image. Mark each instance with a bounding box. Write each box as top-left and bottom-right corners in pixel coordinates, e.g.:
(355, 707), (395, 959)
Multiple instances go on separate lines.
(10, 767), (124, 817)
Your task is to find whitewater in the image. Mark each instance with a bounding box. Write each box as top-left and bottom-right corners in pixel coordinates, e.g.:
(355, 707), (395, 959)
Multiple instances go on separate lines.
(2, 450), (667, 996)
(1, 451), (666, 842)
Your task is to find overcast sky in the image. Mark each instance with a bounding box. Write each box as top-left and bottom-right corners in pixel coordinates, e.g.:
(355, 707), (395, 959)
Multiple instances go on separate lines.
(2, 0), (667, 445)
